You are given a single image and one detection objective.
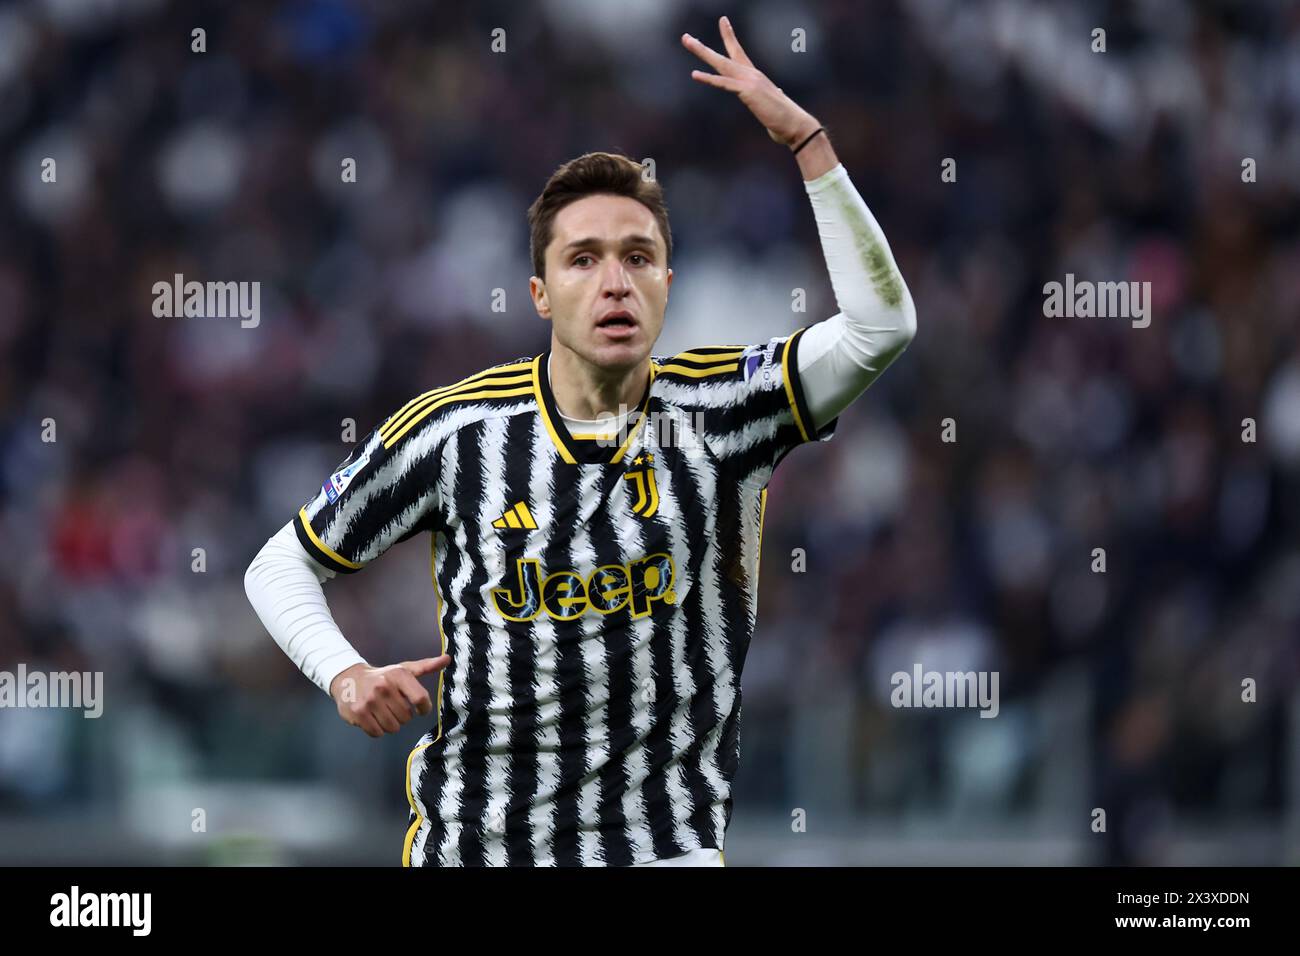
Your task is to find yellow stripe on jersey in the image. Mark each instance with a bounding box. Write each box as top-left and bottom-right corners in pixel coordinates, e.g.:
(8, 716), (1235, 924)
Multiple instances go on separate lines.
(383, 382), (534, 449)
(381, 370), (533, 443)
(381, 361), (533, 437)
(609, 363), (657, 463)
(781, 331), (812, 442)
(402, 740), (435, 867)
(654, 361), (738, 378)
(672, 347), (745, 362)
(380, 363), (533, 443)
(404, 532), (450, 868)
(533, 355), (577, 465)
(298, 506), (365, 569)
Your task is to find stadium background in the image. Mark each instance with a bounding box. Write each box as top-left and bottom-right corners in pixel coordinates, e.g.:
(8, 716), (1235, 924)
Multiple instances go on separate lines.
(0, 0), (1297, 865)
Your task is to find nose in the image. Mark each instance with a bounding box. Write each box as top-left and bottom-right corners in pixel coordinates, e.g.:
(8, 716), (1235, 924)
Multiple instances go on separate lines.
(600, 256), (632, 298)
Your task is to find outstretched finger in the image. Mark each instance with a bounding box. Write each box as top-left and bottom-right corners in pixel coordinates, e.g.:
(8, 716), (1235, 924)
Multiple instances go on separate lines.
(690, 69), (743, 93)
(402, 655), (451, 678)
(681, 33), (733, 74)
(719, 16), (753, 67)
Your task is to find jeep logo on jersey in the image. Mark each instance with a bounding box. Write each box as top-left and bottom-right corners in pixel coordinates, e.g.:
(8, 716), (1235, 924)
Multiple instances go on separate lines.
(491, 553), (677, 622)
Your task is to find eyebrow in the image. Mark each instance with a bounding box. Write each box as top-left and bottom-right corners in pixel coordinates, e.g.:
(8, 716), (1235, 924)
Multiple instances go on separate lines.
(560, 235), (659, 253)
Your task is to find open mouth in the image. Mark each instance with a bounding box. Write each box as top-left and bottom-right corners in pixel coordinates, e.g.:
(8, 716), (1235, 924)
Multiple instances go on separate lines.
(597, 311), (636, 331)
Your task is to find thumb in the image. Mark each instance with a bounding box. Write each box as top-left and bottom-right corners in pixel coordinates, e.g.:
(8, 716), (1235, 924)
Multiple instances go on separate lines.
(401, 655), (451, 678)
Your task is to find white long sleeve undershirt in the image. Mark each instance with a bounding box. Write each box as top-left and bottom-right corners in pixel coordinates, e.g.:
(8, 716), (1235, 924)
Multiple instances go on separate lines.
(793, 162), (916, 432)
(245, 162), (914, 696)
(245, 520), (361, 696)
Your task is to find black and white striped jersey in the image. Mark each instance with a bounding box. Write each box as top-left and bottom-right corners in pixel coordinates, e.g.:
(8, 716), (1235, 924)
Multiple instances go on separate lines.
(294, 326), (837, 866)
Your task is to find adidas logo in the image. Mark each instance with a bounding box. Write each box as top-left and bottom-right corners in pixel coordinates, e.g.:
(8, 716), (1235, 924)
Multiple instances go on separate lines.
(492, 501), (537, 530)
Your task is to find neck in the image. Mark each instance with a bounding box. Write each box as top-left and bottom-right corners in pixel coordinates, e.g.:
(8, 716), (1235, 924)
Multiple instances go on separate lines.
(548, 344), (649, 421)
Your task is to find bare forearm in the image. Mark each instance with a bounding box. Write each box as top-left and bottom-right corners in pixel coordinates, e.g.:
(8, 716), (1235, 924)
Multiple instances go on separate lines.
(793, 125), (837, 181)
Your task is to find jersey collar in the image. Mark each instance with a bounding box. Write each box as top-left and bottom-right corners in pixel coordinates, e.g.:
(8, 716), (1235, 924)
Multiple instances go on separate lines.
(533, 350), (656, 465)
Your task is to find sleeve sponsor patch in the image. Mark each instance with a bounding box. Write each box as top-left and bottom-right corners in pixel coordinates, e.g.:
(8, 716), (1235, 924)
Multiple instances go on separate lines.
(740, 340), (778, 385)
(322, 431), (381, 504)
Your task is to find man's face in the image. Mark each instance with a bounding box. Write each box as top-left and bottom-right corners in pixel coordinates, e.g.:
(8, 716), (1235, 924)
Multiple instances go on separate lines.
(529, 193), (672, 372)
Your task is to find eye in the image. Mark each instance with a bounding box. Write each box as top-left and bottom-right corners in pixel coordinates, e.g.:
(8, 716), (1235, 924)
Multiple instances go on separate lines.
(573, 254), (593, 267)
(628, 253), (648, 265)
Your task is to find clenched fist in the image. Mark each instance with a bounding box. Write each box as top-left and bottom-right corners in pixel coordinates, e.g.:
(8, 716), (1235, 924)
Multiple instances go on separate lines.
(329, 656), (451, 737)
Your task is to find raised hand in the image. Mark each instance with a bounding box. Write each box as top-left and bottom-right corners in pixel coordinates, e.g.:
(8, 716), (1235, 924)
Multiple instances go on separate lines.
(682, 15), (821, 149)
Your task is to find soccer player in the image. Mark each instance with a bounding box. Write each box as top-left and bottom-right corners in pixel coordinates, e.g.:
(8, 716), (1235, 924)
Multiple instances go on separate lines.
(244, 16), (916, 867)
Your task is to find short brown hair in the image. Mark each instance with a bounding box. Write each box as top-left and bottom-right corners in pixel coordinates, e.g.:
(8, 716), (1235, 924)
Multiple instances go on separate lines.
(527, 151), (673, 279)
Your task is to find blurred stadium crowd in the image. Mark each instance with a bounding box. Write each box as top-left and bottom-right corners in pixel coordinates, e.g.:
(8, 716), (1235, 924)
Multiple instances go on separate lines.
(0, 0), (1297, 864)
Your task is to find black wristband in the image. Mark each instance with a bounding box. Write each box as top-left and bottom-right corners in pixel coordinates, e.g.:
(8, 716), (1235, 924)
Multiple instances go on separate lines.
(792, 126), (826, 155)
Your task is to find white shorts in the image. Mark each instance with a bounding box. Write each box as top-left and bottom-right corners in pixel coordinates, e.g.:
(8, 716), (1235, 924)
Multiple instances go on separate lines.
(633, 847), (725, 867)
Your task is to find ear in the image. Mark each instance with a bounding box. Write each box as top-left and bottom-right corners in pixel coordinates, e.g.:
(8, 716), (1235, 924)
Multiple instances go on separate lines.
(529, 275), (551, 320)
(665, 267), (673, 294)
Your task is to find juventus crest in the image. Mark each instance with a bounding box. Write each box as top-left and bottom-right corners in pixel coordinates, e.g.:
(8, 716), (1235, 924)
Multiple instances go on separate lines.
(622, 453), (660, 519)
